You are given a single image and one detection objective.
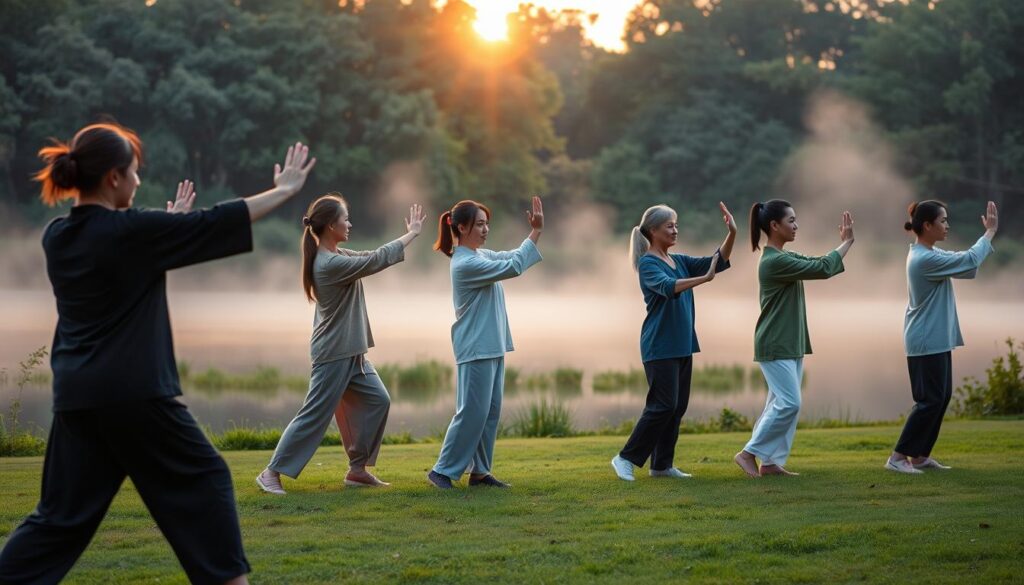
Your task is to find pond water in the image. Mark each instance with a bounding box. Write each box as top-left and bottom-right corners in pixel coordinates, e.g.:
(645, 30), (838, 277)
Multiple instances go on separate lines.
(2, 286), (1020, 437)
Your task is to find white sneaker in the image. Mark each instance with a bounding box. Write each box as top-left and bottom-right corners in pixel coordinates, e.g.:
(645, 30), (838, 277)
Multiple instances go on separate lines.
(913, 458), (952, 470)
(611, 455), (635, 481)
(885, 458), (923, 475)
(650, 467), (692, 478)
(256, 469), (287, 494)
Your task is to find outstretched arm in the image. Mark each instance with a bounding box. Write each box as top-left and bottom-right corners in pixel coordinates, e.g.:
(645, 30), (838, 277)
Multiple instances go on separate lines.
(834, 211), (855, 258)
(245, 142), (317, 222)
(718, 201), (737, 261)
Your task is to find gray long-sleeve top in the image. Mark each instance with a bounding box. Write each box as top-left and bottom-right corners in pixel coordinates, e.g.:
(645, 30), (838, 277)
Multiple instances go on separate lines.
(310, 240), (405, 365)
(449, 238), (543, 364)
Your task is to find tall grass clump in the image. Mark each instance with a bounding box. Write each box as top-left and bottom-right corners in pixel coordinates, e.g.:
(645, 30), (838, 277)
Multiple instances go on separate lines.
(592, 368), (647, 392)
(509, 399), (575, 438)
(1, 346), (49, 457)
(553, 368), (583, 390)
(692, 364), (747, 392)
(953, 337), (1024, 417)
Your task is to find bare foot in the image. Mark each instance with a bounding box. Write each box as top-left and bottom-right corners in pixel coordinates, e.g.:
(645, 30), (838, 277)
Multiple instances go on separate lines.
(759, 464), (799, 476)
(734, 451), (760, 478)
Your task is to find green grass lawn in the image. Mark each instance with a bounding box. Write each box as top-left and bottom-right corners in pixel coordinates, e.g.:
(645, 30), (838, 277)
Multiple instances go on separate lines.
(2, 420), (1022, 584)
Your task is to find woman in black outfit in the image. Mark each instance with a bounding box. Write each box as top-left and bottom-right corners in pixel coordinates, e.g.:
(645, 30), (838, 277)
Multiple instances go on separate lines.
(0, 122), (315, 585)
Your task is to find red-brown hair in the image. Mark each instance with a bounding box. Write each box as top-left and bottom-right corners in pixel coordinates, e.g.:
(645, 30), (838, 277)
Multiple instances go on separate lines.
(34, 122), (143, 206)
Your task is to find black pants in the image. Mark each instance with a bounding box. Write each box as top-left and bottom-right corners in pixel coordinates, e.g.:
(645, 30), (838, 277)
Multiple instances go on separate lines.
(0, 398), (250, 585)
(894, 352), (953, 458)
(619, 357), (693, 469)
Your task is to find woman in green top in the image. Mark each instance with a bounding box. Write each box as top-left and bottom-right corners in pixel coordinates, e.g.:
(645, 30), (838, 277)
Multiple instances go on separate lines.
(734, 200), (855, 478)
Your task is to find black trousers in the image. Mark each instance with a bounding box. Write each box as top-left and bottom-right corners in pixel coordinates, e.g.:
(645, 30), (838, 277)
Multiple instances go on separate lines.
(894, 351), (953, 458)
(0, 398), (250, 585)
(619, 357), (693, 469)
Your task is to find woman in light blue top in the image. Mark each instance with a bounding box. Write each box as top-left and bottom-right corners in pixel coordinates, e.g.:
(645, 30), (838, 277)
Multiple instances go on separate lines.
(886, 200), (998, 474)
(427, 197), (545, 489)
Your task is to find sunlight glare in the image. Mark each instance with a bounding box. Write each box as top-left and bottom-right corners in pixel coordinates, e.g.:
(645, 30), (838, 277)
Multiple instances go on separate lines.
(473, 5), (509, 42)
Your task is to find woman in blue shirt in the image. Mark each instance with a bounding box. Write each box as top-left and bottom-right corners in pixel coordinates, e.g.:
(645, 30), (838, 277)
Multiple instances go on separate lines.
(886, 200), (998, 474)
(611, 203), (736, 481)
(427, 197), (544, 489)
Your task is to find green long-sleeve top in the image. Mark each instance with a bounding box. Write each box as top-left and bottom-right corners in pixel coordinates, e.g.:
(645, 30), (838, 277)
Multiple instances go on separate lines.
(753, 247), (845, 362)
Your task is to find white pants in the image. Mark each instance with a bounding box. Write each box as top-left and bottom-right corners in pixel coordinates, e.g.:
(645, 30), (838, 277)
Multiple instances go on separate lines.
(744, 358), (803, 466)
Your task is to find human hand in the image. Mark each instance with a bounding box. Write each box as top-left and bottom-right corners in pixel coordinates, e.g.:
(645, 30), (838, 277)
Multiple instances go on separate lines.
(166, 180), (196, 214)
(273, 142), (317, 197)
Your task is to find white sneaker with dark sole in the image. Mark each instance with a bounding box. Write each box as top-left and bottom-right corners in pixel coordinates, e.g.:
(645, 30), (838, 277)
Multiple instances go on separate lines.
(650, 467), (692, 478)
(611, 455), (635, 481)
(885, 458), (923, 475)
(913, 458), (951, 470)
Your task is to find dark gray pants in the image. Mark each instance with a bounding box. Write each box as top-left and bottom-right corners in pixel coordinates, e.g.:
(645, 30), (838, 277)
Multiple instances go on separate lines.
(0, 398), (249, 585)
(895, 351), (953, 457)
(619, 357), (693, 470)
(269, 355), (390, 479)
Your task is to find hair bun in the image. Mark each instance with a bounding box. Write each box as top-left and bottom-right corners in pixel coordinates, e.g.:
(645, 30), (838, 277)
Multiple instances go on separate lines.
(301, 216), (312, 227)
(903, 221), (913, 231)
(50, 151), (78, 189)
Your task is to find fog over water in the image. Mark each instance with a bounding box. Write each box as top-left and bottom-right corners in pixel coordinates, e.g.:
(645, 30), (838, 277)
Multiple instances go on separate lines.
(2, 91), (1021, 436)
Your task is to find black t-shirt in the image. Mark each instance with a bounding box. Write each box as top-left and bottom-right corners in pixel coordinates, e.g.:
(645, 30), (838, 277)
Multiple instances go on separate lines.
(43, 199), (253, 411)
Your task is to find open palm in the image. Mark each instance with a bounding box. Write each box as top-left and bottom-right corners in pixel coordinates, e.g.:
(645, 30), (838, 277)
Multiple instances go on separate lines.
(273, 142), (317, 197)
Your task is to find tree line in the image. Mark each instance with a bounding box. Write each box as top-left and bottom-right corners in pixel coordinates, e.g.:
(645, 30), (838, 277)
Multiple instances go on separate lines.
(1, 0), (1020, 251)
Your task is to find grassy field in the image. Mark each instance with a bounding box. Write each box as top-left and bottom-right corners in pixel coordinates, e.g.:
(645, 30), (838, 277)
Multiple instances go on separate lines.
(1, 420), (1022, 584)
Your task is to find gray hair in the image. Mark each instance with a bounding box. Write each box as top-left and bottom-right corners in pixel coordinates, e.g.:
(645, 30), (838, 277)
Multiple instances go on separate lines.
(629, 204), (677, 271)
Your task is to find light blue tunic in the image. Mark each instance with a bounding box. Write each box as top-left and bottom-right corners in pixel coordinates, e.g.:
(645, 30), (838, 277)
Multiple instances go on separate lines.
(904, 236), (994, 357)
(449, 238), (543, 364)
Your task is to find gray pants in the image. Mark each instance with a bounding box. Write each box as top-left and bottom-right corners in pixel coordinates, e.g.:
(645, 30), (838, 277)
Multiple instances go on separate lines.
(269, 355), (390, 479)
(433, 357), (504, 480)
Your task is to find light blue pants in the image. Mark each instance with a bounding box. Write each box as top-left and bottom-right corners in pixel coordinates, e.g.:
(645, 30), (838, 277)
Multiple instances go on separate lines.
(744, 358), (803, 466)
(433, 357), (504, 480)
(269, 355), (390, 479)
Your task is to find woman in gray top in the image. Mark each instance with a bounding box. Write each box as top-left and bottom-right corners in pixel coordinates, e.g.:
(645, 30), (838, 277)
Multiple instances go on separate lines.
(257, 194), (426, 493)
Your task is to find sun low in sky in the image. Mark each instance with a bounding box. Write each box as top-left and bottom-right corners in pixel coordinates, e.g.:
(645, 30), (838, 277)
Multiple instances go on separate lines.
(459, 0), (641, 51)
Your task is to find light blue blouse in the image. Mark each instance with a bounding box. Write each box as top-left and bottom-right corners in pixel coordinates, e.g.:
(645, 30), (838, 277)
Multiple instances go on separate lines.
(449, 238), (543, 364)
(904, 236), (994, 357)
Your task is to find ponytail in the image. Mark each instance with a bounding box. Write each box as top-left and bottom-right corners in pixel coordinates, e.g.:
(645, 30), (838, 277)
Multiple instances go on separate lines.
(433, 211), (455, 257)
(749, 199), (792, 251)
(630, 204), (676, 271)
(34, 122), (143, 206)
(749, 202), (765, 252)
(629, 227), (650, 272)
(301, 193), (347, 303)
(433, 200), (491, 258)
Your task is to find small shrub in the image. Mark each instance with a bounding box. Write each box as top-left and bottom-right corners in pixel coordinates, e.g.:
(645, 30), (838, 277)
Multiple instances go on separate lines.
(715, 408), (751, 432)
(509, 399), (574, 438)
(553, 368), (583, 390)
(382, 431), (417, 445)
(504, 366), (520, 389)
(953, 338), (1024, 417)
(592, 368), (647, 393)
(693, 364), (746, 392)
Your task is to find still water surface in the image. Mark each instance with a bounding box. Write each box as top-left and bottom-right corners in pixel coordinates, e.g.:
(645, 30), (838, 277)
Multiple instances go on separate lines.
(2, 287), (1020, 436)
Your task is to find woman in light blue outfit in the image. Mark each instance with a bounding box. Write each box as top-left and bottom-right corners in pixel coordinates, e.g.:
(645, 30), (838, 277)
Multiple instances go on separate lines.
(885, 200), (999, 474)
(427, 197), (545, 489)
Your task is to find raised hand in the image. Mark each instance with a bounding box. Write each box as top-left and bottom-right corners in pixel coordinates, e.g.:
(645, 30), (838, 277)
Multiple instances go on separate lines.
(273, 142), (317, 197)
(526, 196), (544, 230)
(405, 204), (427, 235)
(167, 180), (196, 214)
(839, 211), (855, 242)
(719, 201), (737, 234)
(982, 201), (998, 233)
(705, 252), (720, 282)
